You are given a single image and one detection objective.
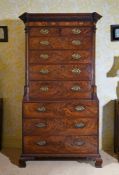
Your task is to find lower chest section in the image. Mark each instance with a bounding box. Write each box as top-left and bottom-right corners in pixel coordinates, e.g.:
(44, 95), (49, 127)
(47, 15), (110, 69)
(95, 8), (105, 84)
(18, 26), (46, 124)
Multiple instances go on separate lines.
(23, 100), (98, 155)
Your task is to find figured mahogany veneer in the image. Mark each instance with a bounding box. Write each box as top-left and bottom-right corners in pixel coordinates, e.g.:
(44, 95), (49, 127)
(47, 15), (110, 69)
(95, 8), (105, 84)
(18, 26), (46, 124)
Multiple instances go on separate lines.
(29, 50), (91, 64)
(19, 12), (102, 168)
(29, 27), (92, 37)
(29, 36), (92, 50)
(29, 81), (92, 100)
(23, 135), (97, 154)
(23, 118), (97, 136)
(29, 64), (91, 80)
(23, 100), (98, 119)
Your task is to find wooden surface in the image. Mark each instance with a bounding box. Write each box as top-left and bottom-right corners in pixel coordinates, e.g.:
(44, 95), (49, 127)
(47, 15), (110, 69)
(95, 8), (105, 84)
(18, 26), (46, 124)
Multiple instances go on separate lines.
(29, 36), (92, 50)
(19, 12), (102, 168)
(29, 27), (92, 37)
(23, 135), (97, 154)
(23, 118), (97, 135)
(29, 81), (92, 100)
(29, 64), (91, 80)
(23, 100), (98, 118)
(29, 50), (91, 64)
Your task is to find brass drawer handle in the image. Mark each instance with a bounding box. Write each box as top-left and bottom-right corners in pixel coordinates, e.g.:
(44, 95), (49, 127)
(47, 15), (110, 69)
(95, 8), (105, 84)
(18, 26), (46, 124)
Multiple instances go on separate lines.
(75, 122), (85, 128)
(72, 68), (81, 74)
(72, 28), (81, 34)
(40, 29), (49, 34)
(74, 140), (85, 146)
(37, 107), (46, 112)
(40, 40), (49, 45)
(36, 122), (47, 128)
(71, 85), (81, 91)
(75, 105), (85, 111)
(36, 140), (47, 146)
(39, 69), (49, 74)
(40, 54), (49, 59)
(72, 40), (81, 45)
(72, 53), (81, 60)
(40, 87), (49, 92)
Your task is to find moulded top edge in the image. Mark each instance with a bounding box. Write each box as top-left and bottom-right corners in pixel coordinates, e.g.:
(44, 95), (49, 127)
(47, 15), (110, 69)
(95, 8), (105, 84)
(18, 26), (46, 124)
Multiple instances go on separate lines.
(19, 12), (102, 23)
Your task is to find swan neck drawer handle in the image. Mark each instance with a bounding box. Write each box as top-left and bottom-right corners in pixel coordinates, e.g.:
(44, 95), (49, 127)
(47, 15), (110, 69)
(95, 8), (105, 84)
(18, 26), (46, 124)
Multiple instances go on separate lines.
(71, 85), (81, 91)
(75, 106), (85, 111)
(40, 29), (49, 34)
(72, 68), (81, 74)
(72, 40), (81, 45)
(40, 87), (49, 92)
(75, 122), (85, 128)
(39, 69), (49, 74)
(74, 140), (85, 146)
(72, 53), (81, 60)
(40, 41), (49, 45)
(40, 54), (49, 59)
(36, 140), (47, 146)
(72, 28), (81, 34)
(37, 107), (46, 112)
(35, 122), (47, 128)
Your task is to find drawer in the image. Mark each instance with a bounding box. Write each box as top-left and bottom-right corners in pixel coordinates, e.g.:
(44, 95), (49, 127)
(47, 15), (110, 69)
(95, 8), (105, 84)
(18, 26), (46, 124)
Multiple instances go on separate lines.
(29, 64), (91, 81)
(29, 81), (92, 100)
(23, 100), (98, 119)
(29, 27), (92, 37)
(29, 50), (91, 64)
(23, 135), (97, 154)
(23, 118), (97, 136)
(29, 36), (92, 50)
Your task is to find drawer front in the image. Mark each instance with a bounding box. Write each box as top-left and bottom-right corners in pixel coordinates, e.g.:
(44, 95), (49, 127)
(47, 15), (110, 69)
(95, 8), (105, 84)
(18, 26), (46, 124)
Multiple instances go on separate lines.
(29, 64), (91, 81)
(23, 135), (97, 154)
(23, 118), (97, 136)
(29, 27), (92, 37)
(29, 50), (91, 64)
(23, 101), (98, 119)
(29, 81), (92, 100)
(29, 37), (92, 50)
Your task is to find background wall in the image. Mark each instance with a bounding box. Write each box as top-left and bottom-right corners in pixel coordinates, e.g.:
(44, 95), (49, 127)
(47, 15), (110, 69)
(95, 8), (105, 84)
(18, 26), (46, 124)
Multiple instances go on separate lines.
(0, 0), (119, 150)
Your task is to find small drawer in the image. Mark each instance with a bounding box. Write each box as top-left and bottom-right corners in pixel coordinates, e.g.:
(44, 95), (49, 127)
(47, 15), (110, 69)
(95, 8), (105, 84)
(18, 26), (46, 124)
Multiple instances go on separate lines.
(23, 135), (97, 154)
(29, 27), (59, 37)
(23, 118), (97, 136)
(29, 36), (92, 50)
(29, 64), (91, 81)
(61, 27), (92, 36)
(23, 100), (98, 119)
(29, 50), (91, 64)
(29, 27), (92, 37)
(29, 81), (92, 100)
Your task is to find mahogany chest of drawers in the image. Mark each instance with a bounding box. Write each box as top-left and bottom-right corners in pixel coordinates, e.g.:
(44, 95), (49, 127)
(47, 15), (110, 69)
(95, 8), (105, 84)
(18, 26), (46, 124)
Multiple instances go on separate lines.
(19, 12), (102, 167)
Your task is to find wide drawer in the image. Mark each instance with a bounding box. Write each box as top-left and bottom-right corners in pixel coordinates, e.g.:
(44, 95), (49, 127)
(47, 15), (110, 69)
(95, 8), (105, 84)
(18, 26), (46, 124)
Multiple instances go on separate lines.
(23, 118), (97, 136)
(29, 81), (92, 100)
(29, 27), (92, 37)
(23, 135), (97, 154)
(29, 64), (91, 81)
(23, 100), (98, 119)
(29, 36), (92, 50)
(29, 50), (91, 64)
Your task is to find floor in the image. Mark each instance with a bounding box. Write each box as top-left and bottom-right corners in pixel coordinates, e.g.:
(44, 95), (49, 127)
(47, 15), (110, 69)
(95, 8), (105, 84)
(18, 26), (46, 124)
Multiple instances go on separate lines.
(0, 149), (119, 175)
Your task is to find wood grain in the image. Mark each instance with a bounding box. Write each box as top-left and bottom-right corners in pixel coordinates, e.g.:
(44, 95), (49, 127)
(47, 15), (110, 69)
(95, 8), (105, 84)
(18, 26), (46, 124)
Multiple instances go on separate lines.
(29, 64), (91, 80)
(29, 50), (91, 64)
(23, 118), (97, 136)
(29, 81), (92, 100)
(29, 27), (92, 37)
(29, 36), (92, 50)
(23, 100), (98, 119)
(23, 135), (97, 154)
